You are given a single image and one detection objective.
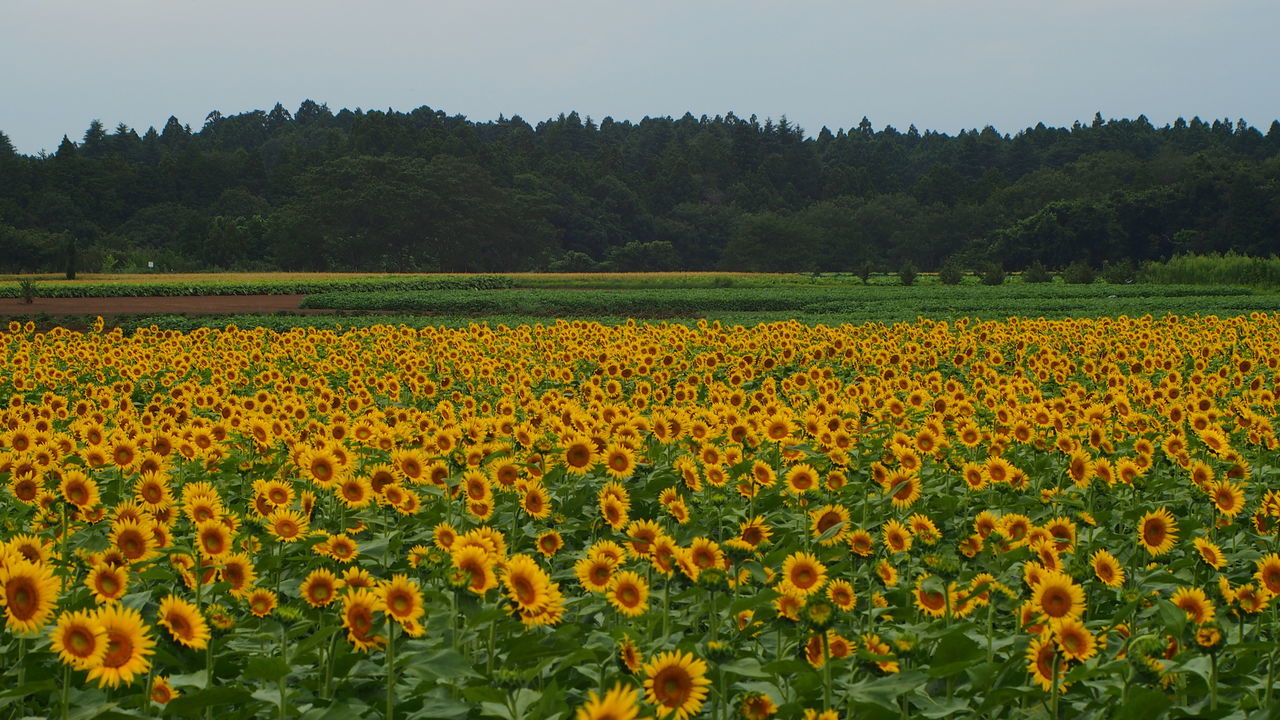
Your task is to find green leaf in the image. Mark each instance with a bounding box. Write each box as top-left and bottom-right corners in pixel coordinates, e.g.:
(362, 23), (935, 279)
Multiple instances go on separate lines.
(1156, 599), (1186, 634)
(720, 658), (770, 678)
(845, 670), (927, 711)
(1112, 687), (1172, 720)
(400, 649), (479, 681)
(245, 656), (291, 683)
(162, 686), (256, 717)
(926, 630), (984, 678)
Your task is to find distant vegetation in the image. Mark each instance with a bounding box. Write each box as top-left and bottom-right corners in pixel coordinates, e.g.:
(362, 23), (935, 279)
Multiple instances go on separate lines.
(1, 103), (1278, 274)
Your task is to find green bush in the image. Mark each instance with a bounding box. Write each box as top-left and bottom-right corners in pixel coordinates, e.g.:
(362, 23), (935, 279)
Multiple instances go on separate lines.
(1102, 259), (1137, 284)
(1060, 261), (1096, 284)
(1138, 252), (1280, 287)
(0, 275), (514, 299)
(938, 261), (964, 286)
(980, 264), (1006, 286)
(1022, 261), (1053, 283)
(856, 261), (874, 285)
(898, 261), (917, 287)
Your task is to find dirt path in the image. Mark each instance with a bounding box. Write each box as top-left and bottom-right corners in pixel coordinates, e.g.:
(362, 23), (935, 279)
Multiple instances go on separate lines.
(0, 294), (319, 316)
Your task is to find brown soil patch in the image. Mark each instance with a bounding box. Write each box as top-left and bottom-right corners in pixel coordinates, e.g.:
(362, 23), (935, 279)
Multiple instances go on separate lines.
(0, 294), (317, 316)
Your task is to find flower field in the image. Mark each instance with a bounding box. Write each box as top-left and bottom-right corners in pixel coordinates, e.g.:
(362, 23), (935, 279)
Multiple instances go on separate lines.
(1, 314), (1279, 719)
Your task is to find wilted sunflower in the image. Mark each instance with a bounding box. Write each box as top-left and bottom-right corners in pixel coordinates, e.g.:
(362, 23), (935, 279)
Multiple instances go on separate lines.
(642, 650), (711, 720)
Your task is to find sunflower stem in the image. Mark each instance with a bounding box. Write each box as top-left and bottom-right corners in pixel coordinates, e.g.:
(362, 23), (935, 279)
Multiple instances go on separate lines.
(16, 638), (25, 717)
(386, 621), (397, 720)
(1050, 654), (1060, 720)
(822, 632), (833, 712)
(61, 664), (70, 720)
(279, 621), (289, 720)
(1210, 650), (1218, 712)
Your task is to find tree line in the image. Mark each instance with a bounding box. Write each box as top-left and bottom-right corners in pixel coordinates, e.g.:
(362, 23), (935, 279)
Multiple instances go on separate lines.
(1, 101), (1278, 274)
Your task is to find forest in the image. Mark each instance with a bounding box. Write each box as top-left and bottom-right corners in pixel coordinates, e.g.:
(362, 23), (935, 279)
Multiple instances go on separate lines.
(1, 101), (1278, 273)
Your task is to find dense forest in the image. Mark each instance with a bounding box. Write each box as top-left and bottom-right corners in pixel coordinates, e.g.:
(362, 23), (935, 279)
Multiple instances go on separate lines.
(1, 101), (1278, 273)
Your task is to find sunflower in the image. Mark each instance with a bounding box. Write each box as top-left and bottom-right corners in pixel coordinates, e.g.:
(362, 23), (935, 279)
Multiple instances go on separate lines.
(1193, 538), (1227, 569)
(195, 519), (232, 560)
(1209, 480), (1246, 517)
(913, 575), (950, 618)
(619, 636), (644, 673)
(266, 508), (310, 543)
(741, 691), (778, 719)
(60, 470), (100, 509)
(602, 444), (637, 480)
(87, 605), (154, 689)
(536, 530), (564, 558)
(156, 595), (210, 650)
(606, 570), (649, 617)
(247, 588), (278, 617)
(337, 476), (373, 509)
(576, 555), (617, 593)
(379, 575), (425, 625)
(452, 546), (498, 595)
(780, 552), (827, 597)
(1025, 632), (1064, 692)
(1171, 587), (1215, 624)
(0, 558), (59, 634)
(220, 553), (258, 597)
(50, 609), (107, 670)
(642, 650), (711, 720)
(1090, 550), (1125, 587)
(341, 588), (384, 651)
(521, 484), (552, 519)
(1033, 571), (1085, 620)
(847, 529), (874, 557)
(503, 554), (553, 613)
(150, 675), (179, 704)
(1051, 617), (1097, 661)
(884, 471), (921, 509)
(1256, 553), (1280, 594)
(576, 682), (641, 720)
(876, 559), (899, 587)
(785, 464), (819, 494)
(810, 505), (850, 545)
(882, 520), (913, 554)
(300, 569), (344, 608)
(87, 562), (129, 604)
(827, 579), (856, 610)
(562, 436), (598, 475)
(110, 519), (157, 564)
(1138, 507), (1178, 556)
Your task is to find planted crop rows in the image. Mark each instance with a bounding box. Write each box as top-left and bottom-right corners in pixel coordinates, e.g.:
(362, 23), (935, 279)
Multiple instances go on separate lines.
(1, 315), (1279, 719)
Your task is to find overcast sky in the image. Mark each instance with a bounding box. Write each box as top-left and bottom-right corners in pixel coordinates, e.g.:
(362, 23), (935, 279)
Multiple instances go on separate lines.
(2, 0), (1276, 155)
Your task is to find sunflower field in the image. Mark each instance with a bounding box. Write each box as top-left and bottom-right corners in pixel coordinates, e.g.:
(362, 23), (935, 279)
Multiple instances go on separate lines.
(1, 314), (1279, 720)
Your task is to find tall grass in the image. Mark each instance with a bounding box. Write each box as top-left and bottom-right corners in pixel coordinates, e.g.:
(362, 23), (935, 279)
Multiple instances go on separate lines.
(1140, 253), (1280, 287)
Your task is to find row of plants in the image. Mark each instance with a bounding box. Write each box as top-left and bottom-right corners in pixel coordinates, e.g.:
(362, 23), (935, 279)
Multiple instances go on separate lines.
(0, 275), (513, 299)
(298, 285), (1264, 316)
(0, 316), (1278, 718)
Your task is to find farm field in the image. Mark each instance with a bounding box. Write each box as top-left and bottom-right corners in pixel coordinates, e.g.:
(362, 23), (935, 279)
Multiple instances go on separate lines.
(1, 313), (1279, 719)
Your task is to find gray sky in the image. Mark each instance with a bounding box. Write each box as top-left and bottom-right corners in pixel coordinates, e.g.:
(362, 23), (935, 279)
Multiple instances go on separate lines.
(2, 0), (1276, 155)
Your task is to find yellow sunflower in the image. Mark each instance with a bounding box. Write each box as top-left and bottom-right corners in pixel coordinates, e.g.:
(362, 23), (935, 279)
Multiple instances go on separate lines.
(642, 650), (711, 720)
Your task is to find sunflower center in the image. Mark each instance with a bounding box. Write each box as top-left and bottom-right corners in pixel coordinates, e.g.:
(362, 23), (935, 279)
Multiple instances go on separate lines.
(103, 632), (134, 669)
(656, 669), (691, 706)
(9, 582), (35, 615)
(68, 628), (95, 654)
(618, 585), (639, 605)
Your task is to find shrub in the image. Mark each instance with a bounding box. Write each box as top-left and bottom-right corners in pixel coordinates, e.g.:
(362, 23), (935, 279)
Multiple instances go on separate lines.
(898, 261), (917, 287)
(19, 279), (36, 304)
(1061, 261), (1096, 285)
(1102, 259), (1137, 284)
(980, 263), (1006, 286)
(1022, 261), (1053, 283)
(856, 261), (874, 285)
(938, 260), (964, 286)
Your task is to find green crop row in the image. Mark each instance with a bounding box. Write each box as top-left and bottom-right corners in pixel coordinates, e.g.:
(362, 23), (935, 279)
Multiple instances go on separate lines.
(299, 284), (1261, 316)
(0, 275), (513, 298)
